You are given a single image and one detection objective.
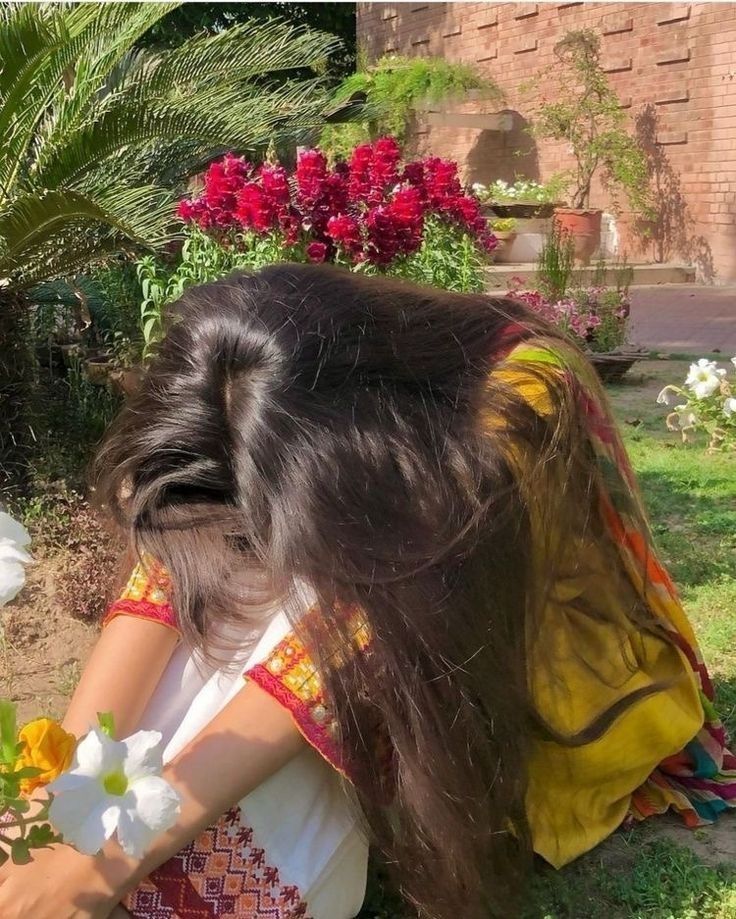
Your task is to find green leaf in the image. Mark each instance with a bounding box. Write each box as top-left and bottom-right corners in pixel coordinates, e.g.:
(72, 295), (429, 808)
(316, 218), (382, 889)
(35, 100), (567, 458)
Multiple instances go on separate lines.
(26, 822), (61, 849)
(0, 701), (18, 764)
(11, 765), (43, 780)
(97, 711), (116, 738)
(10, 838), (31, 865)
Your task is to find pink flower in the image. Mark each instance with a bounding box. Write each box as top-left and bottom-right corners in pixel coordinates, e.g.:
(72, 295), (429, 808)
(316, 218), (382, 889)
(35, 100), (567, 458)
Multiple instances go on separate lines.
(370, 136), (401, 190)
(296, 149), (328, 209)
(235, 182), (276, 232)
(279, 209), (302, 246)
(306, 241), (329, 263)
(348, 143), (375, 204)
(423, 157), (463, 207)
(327, 214), (362, 256)
(259, 164), (291, 209)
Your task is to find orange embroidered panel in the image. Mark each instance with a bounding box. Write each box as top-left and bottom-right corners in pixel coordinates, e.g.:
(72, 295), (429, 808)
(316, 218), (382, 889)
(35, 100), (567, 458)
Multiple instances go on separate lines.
(123, 805), (310, 918)
(102, 559), (179, 633)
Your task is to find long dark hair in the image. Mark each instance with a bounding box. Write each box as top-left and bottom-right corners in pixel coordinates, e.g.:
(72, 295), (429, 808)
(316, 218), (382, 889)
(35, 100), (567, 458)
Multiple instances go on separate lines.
(94, 265), (663, 917)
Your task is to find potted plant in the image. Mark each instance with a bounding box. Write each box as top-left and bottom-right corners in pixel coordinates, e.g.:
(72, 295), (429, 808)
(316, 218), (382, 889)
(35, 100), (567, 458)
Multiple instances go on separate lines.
(532, 30), (650, 265)
(473, 178), (564, 220)
(109, 333), (144, 397)
(489, 217), (517, 261)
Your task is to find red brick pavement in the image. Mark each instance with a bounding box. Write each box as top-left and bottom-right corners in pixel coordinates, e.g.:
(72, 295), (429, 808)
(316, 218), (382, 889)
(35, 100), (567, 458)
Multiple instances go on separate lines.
(629, 286), (736, 356)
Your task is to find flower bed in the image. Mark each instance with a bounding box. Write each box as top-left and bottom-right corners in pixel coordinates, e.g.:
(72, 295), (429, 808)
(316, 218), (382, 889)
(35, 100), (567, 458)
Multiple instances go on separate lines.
(508, 282), (630, 354)
(177, 137), (496, 270)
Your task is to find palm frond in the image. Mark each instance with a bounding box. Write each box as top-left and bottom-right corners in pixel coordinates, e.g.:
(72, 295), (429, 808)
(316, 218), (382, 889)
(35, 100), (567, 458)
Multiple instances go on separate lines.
(0, 185), (173, 284)
(147, 17), (342, 92)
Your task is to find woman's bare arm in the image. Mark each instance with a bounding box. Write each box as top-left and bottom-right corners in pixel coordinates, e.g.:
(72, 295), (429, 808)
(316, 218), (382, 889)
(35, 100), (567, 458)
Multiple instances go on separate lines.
(0, 679), (305, 919)
(106, 677), (306, 898)
(62, 616), (180, 739)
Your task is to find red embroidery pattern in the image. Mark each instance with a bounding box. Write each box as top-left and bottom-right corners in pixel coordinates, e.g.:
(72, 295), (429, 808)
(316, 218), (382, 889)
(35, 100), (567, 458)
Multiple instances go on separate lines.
(103, 560), (179, 633)
(123, 806), (311, 919)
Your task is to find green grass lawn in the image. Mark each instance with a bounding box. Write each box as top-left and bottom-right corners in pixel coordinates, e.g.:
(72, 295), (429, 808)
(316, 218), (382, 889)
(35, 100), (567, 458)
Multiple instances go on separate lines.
(361, 360), (736, 919)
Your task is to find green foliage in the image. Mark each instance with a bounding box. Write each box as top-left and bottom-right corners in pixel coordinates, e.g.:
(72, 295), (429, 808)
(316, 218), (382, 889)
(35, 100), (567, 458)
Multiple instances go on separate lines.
(490, 217), (517, 234)
(140, 2), (357, 78)
(0, 2), (346, 290)
(321, 55), (498, 156)
(91, 263), (143, 368)
(536, 224), (576, 301)
(137, 221), (488, 357)
(137, 229), (291, 359)
(531, 30), (651, 213)
(387, 217), (488, 293)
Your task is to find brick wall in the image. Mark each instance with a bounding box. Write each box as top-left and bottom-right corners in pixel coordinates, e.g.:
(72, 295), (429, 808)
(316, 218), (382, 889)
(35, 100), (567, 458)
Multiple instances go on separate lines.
(357, 2), (736, 282)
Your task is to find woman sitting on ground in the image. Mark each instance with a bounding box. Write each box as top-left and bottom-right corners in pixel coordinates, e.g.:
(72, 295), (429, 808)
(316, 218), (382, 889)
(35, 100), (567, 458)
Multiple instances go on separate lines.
(1, 264), (733, 919)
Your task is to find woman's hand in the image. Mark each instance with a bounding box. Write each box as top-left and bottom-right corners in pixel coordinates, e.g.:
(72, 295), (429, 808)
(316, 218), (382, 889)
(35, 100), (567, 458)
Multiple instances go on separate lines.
(0, 842), (126, 919)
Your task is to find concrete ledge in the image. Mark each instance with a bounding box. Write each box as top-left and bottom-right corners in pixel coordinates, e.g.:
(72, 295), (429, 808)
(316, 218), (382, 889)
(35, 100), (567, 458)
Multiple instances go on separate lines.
(484, 262), (696, 291)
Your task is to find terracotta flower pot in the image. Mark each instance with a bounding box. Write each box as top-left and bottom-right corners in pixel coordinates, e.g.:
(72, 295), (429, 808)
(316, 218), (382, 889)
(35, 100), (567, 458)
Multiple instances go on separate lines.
(554, 207), (602, 265)
(85, 354), (113, 385)
(490, 231), (517, 264)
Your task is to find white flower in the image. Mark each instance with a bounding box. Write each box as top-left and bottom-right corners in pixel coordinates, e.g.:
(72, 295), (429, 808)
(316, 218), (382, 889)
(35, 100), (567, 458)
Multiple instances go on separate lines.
(685, 359), (726, 399)
(732, 356), (736, 369)
(0, 511), (32, 606)
(666, 406), (698, 432)
(656, 387), (674, 405)
(471, 182), (486, 194)
(47, 727), (180, 857)
(724, 397), (736, 417)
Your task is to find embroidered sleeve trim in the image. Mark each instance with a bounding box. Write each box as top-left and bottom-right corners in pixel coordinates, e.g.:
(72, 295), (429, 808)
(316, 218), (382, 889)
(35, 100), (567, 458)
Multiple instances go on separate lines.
(103, 598), (180, 633)
(102, 560), (179, 634)
(247, 661), (350, 781)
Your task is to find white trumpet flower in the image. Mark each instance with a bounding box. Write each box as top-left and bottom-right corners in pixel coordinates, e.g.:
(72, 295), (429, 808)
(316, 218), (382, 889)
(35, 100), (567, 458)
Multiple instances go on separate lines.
(685, 359), (726, 399)
(0, 511), (32, 606)
(47, 727), (180, 857)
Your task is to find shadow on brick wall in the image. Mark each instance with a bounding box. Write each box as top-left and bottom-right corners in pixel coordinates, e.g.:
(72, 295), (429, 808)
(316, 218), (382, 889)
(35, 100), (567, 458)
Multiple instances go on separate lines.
(465, 111), (540, 185)
(634, 105), (714, 282)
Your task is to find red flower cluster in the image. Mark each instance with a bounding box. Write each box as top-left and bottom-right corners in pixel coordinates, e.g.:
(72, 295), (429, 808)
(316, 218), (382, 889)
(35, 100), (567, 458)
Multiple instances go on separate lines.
(177, 137), (496, 267)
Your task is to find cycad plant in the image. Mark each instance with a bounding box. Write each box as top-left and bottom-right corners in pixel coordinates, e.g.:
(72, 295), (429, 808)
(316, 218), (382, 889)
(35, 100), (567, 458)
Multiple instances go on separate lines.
(0, 2), (344, 289)
(0, 1), (346, 492)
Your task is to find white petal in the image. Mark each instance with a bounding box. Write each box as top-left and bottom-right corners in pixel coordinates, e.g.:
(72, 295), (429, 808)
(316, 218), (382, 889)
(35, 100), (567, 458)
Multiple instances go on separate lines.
(0, 559), (27, 605)
(656, 387), (672, 405)
(0, 512), (30, 548)
(116, 806), (158, 858)
(122, 730), (165, 780)
(47, 770), (95, 795)
(128, 776), (181, 831)
(48, 782), (121, 855)
(73, 728), (126, 778)
(73, 801), (121, 855)
(0, 543), (32, 565)
(49, 782), (104, 830)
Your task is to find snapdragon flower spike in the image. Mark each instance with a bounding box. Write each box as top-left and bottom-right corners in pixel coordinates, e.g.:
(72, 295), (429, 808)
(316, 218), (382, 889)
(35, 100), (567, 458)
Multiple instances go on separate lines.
(47, 727), (180, 858)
